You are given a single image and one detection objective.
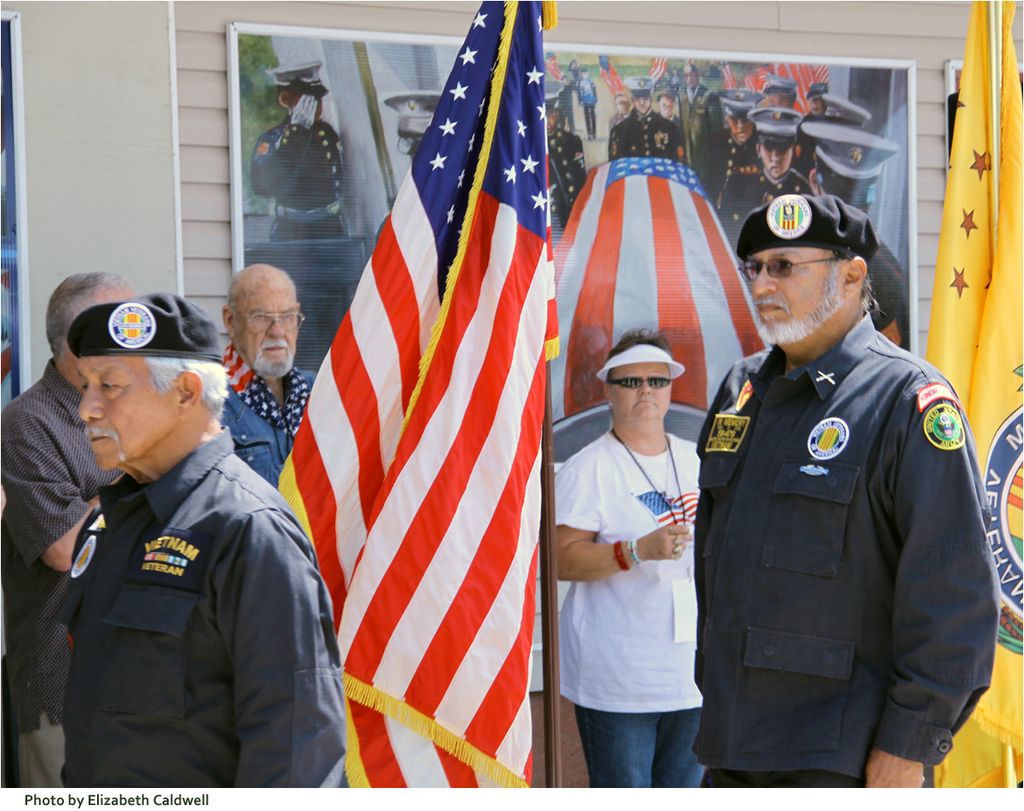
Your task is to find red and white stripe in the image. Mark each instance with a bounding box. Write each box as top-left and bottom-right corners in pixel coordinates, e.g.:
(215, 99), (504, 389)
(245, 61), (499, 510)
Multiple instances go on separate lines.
(658, 491), (699, 526)
(338, 191), (550, 785)
(648, 57), (668, 82)
(221, 343), (255, 394)
(721, 63), (736, 90)
(550, 161), (763, 423)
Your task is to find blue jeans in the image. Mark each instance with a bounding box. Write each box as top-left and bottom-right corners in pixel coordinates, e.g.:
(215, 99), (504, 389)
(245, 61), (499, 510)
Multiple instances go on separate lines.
(574, 704), (703, 788)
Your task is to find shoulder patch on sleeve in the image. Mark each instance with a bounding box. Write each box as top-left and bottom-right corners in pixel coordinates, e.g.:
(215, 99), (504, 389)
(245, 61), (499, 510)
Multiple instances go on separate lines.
(922, 403), (966, 450)
(917, 382), (960, 413)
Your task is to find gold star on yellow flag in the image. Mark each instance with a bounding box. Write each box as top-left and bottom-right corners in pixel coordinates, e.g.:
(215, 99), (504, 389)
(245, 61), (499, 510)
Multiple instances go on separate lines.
(929, 0), (1023, 789)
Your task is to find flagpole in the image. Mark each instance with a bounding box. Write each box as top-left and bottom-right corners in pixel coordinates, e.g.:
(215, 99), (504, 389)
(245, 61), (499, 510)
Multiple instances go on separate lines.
(539, 363), (563, 787)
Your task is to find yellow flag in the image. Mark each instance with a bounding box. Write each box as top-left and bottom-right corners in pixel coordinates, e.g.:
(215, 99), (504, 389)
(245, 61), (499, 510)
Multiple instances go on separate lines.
(931, 0), (1024, 789)
(925, 1), (995, 406)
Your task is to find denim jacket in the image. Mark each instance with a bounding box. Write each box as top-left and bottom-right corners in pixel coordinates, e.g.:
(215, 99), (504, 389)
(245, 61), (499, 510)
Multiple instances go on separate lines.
(221, 370), (313, 486)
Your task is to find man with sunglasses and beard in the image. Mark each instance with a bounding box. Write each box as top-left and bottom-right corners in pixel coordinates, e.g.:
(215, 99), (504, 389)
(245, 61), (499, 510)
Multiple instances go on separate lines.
(692, 194), (999, 788)
(221, 264), (313, 485)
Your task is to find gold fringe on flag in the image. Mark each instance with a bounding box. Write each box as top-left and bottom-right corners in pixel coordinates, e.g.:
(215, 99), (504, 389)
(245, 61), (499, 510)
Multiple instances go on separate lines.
(344, 673), (530, 788)
(541, 1), (558, 30)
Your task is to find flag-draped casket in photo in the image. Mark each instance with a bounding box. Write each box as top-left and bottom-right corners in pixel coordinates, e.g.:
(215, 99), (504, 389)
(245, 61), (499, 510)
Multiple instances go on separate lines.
(280, 0), (557, 788)
(550, 157), (763, 450)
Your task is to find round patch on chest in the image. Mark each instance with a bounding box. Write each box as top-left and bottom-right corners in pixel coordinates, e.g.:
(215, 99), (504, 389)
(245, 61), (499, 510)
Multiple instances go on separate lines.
(807, 417), (850, 460)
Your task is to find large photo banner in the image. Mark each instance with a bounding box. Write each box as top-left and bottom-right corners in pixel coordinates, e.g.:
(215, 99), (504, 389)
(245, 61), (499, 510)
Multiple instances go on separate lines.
(230, 28), (914, 459)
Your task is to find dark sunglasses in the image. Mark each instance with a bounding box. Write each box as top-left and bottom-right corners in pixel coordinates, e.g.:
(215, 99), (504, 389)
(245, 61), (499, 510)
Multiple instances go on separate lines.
(738, 252), (849, 282)
(607, 376), (672, 389)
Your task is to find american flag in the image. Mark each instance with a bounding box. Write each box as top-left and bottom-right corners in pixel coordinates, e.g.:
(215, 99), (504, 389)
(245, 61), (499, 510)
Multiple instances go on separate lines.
(648, 57), (668, 82)
(721, 63), (736, 90)
(550, 157), (763, 423)
(598, 54), (626, 96)
(636, 490), (699, 526)
(744, 63), (831, 114)
(280, 0), (556, 788)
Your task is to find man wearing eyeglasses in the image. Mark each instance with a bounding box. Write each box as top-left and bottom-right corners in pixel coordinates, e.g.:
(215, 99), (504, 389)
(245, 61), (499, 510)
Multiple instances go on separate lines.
(692, 193), (999, 788)
(221, 264), (312, 485)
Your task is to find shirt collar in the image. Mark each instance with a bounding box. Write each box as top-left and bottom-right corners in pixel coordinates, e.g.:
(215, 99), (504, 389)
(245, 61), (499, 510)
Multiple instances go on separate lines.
(142, 430), (235, 524)
(40, 359), (84, 419)
(752, 315), (876, 401)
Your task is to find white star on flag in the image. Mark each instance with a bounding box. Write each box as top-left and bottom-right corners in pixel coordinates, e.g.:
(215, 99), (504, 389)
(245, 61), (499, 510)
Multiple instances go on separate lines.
(472, 12), (487, 28)
(439, 118), (457, 136)
(537, 105), (545, 120)
(504, 165), (517, 184)
(517, 120), (527, 137)
(526, 67), (543, 84)
(430, 153), (446, 171)
(460, 47), (477, 65)
(447, 205), (455, 223)
(531, 190), (546, 209)
(520, 155), (539, 173)
(450, 82), (468, 100)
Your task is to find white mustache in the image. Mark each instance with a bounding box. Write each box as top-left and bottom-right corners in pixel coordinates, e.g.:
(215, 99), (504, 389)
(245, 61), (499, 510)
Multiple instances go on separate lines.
(754, 295), (791, 314)
(85, 427), (120, 441)
(260, 340), (289, 351)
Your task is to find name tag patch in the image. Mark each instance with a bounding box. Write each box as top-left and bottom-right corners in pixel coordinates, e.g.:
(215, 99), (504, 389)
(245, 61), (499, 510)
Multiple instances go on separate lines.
(917, 382), (960, 413)
(706, 414), (750, 452)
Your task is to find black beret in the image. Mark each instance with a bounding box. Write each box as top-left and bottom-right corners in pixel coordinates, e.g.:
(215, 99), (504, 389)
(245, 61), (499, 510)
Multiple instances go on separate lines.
(735, 193), (879, 261)
(68, 293), (221, 362)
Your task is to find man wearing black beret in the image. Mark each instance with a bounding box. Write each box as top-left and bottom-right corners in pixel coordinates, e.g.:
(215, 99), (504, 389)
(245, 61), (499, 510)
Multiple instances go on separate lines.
(58, 293), (346, 786)
(692, 195), (999, 787)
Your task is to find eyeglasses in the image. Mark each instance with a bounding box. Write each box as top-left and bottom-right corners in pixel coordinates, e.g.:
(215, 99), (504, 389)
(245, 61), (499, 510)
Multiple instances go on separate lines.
(243, 311), (306, 332)
(607, 376), (672, 389)
(738, 255), (844, 282)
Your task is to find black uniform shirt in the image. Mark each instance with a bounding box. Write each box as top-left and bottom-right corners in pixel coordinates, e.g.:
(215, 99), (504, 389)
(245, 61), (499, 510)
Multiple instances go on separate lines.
(694, 316), (999, 777)
(60, 430), (346, 787)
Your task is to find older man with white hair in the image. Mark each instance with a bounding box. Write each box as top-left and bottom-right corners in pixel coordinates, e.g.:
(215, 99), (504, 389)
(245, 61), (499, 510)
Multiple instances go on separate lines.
(222, 263), (313, 484)
(59, 293), (345, 787)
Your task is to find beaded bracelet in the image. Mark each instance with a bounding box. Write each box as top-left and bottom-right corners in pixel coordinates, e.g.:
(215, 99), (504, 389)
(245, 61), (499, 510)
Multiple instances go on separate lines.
(612, 541), (630, 571)
(626, 539), (642, 567)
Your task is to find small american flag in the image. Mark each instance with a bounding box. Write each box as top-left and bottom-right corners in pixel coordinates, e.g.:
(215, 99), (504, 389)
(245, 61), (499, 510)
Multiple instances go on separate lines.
(648, 56), (668, 82)
(280, 0), (556, 788)
(598, 54), (626, 96)
(636, 490), (699, 526)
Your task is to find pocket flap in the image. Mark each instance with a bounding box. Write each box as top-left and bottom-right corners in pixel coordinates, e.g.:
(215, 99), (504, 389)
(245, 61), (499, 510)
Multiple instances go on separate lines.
(104, 585), (197, 637)
(773, 460), (859, 504)
(743, 626), (855, 680)
(698, 453), (741, 489)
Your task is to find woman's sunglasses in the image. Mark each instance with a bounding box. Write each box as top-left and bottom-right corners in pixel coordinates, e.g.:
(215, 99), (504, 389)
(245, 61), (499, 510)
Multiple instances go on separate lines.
(606, 376), (672, 389)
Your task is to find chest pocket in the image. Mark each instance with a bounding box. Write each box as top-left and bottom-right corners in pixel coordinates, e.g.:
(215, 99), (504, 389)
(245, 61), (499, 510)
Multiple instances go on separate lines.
(697, 453), (743, 558)
(762, 460), (859, 578)
(99, 586), (198, 718)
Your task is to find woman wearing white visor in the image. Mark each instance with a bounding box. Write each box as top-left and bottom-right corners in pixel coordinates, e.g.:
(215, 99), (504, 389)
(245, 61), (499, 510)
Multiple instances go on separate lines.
(556, 328), (703, 788)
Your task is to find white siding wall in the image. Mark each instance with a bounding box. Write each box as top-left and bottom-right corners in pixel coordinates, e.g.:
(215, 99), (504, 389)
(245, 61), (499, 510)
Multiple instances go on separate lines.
(5, 0), (180, 381)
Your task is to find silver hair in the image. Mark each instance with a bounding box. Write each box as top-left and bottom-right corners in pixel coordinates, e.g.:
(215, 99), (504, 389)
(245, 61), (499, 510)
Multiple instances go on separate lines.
(46, 273), (131, 357)
(145, 357), (228, 418)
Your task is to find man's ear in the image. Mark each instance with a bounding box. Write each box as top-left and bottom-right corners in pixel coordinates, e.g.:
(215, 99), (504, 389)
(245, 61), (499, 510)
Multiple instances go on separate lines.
(222, 304), (235, 337)
(843, 256), (868, 299)
(176, 370), (204, 409)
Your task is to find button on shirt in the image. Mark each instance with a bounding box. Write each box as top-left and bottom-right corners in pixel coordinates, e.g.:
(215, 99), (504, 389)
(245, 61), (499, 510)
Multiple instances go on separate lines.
(693, 316), (999, 777)
(60, 431), (346, 787)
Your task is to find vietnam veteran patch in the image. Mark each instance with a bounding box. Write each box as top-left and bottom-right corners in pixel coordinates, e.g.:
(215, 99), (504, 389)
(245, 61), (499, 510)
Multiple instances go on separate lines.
(923, 403), (966, 450)
(127, 527), (211, 592)
(706, 414), (751, 452)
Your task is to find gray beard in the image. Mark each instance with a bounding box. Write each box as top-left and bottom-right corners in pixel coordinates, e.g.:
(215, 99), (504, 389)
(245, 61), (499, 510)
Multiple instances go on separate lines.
(755, 264), (843, 347)
(253, 347), (294, 378)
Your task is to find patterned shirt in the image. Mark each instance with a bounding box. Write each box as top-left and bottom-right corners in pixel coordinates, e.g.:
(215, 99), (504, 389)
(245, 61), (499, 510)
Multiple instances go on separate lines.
(238, 368), (311, 438)
(1, 360), (119, 731)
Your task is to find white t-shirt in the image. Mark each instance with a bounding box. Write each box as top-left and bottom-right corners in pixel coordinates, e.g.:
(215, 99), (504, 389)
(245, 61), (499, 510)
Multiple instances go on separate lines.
(556, 431), (702, 713)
